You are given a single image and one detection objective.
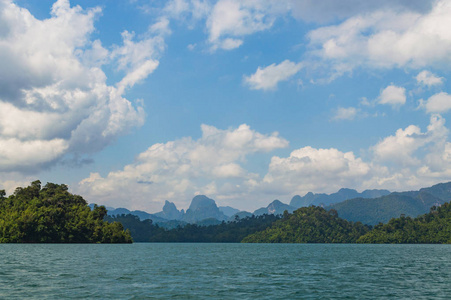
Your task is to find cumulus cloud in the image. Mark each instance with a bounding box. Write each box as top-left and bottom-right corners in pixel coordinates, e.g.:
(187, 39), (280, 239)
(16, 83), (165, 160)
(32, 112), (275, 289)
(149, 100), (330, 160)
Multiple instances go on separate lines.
(416, 70), (444, 87)
(419, 92), (451, 114)
(262, 115), (451, 199)
(77, 114), (451, 212)
(160, 0), (433, 53)
(378, 85), (406, 108)
(331, 107), (357, 121)
(372, 115), (448, 166)
(262, 146), (371, 196)
(307, 0), (451, 74)
(156, 0), (285, 51)
(244, 60), (303, 91)
(0, 0), (165, 172)
(78, 124), (288, 211)
(0, 176), (34, 195)
(206, 0), (289, 51)
(163, 0), (211, 21)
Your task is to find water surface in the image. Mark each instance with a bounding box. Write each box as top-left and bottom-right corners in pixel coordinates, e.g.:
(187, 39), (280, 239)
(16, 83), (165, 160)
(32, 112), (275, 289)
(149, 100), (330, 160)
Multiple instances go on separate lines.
(0, 244), (450, 299)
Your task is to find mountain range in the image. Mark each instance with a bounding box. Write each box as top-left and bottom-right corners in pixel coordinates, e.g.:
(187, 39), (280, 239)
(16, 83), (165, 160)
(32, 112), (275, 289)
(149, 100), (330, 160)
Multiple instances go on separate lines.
(329, 182), (451, 225)
(97, 182), (451, 227)
(289, 188), (390, 207)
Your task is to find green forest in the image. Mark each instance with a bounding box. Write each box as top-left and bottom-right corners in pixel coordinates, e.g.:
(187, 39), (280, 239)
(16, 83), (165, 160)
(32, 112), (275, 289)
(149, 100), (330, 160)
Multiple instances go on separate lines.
(357, 203), (451, 243)
(242, 206), (371, 243)
(0, 181), (132, 243)
(105, 213), (280, 242)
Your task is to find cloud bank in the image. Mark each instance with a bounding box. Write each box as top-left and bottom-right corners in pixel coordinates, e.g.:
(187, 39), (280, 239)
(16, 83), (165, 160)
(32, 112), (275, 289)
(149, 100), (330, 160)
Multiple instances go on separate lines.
(78, 116), (451, 211)
(78, 124), (289, 210)
(0, 0), (166, 172)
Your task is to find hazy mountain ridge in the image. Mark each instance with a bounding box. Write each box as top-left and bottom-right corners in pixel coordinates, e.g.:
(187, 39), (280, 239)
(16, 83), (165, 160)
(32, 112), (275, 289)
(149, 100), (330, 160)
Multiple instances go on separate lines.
(252, 200), (296, 216)
(153, 200), (184, 220)
(100, 188), (393, 226)
(182, 195), (228, 223)
(99, 182), (451, 227)
(290, 188), (391, 208)
(219, 206), (241, 217)
(329, 183), (451, 225)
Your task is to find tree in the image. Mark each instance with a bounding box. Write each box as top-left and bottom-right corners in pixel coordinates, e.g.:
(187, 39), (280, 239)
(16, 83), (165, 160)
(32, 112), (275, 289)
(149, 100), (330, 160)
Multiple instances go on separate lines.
(0, 181), (132, 243)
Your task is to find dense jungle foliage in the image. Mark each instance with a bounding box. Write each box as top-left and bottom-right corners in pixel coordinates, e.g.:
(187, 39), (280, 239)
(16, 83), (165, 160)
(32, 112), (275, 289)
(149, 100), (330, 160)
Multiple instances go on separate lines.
(0, 181), (132, 243)
(105, 213), (281, 242)
(357, 202), (451, 243)
(242, 206), (371, 243)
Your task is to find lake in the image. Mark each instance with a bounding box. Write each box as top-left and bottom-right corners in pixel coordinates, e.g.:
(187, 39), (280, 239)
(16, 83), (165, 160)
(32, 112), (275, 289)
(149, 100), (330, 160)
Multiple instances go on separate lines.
(0, 243), (450, 299)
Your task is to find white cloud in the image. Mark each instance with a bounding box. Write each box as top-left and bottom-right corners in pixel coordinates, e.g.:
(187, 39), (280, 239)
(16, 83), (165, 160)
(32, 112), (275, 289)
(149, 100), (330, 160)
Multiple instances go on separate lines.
(332, 107), (357, 121)
(0, 176), (34, 195)
(76, 114), (451, 212)
(206, 0), (289, 51)
(111, 30), (165, 94)
(262, 146), (372, 196)
(307, 1), (451, 75)
(0, 0), (165, 172)
(158, 0), (432, 54)
(262, 115), (451, 199)
(419, 92), (451, 114)
(244, 60), (303, 91)
(372, 114), (448, 166)
(416, 70), (444, 87)
(187, 43), (196, 50)
(78, 124), (288, 211)
(158, 0), (280, 51)
(378, 85), (406, 108)
(164, 0), (211, 21)
(219, 38), (243, 50)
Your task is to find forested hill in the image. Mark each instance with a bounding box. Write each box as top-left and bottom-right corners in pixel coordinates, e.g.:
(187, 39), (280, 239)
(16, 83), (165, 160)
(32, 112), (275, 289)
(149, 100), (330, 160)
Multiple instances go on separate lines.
(328, 182), (451, 225)
(241, 206), (371, 243)
(0, 181), (132, 243)
(105, 213), (280, 242)
(357, 202), (451, 244)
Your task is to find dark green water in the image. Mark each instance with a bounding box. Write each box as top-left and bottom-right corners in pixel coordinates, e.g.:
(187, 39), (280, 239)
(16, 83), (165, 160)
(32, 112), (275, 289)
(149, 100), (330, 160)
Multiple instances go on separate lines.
(0, 244), (450, 299)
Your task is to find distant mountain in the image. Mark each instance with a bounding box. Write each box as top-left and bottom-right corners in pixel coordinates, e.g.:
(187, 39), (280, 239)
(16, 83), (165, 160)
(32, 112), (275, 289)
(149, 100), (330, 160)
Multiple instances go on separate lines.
(329, 182), (451, 225)
(101, 195), (230, 225)
(253, 200), (296, 216)
(219, 206), (241, 217)
(106, 207), (169, 223)
(88, 203), (115, 211)
(182, 195), (228, 223)
(290, 188), (390, 208)
(107, 207), (131, 215)
(419, 182), (451, 202)
(154, 201), (184, 220)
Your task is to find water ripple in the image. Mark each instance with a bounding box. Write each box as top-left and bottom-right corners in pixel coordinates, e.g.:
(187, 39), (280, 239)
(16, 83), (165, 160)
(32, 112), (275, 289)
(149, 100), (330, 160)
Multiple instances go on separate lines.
(0, 244), (451, 299)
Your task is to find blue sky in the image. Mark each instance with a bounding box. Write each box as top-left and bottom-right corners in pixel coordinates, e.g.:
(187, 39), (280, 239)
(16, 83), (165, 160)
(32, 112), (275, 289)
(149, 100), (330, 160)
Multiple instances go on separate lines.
(2, 0), (451, 212)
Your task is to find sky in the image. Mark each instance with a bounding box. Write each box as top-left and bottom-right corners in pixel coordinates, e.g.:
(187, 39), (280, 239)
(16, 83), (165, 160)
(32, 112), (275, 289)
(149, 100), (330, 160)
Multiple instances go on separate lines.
(2, 0), (451, 212)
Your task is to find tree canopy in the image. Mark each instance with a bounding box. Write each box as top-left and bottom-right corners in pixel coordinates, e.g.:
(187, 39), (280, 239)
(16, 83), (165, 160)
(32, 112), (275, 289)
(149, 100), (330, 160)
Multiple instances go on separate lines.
(105, 213), (280, 243)
(357, 202), (451, 244)
(242, 206), (371, 243)
(0, 181), (132, 243)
